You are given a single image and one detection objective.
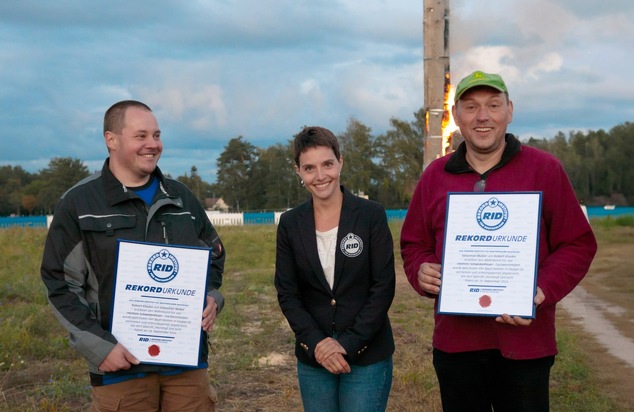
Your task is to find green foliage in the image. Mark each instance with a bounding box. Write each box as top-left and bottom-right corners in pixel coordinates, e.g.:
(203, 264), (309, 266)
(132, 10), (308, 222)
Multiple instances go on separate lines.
(592, 215), (634, 229)
(212, 120), (634, 210)
(0, 165), (35, 216)
(615, 215), (634, 226)
(250, 143), (305, 211)
(0, 228), (48, 303)
(177, 165), (214, 205)
(524, 122), (634, 205)
(21, 157), (91, 216)
(376, 109), (425, 208)
(338, 117), (383, 198)
(550, 329), (617, 411)
(2, 115), (633, 215)
(0, 229), (73, 367)
(216, 225), (276, 271)
(214, 136), (259, 212)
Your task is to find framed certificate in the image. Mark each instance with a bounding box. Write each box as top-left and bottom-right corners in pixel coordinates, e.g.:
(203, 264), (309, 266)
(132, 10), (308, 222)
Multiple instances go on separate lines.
(438, 192), (542, 318)
(110, 240), (211, 367)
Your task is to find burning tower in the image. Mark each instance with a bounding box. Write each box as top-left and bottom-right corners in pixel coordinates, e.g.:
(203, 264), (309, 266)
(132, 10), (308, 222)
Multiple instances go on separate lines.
(423, 0), (452, 169)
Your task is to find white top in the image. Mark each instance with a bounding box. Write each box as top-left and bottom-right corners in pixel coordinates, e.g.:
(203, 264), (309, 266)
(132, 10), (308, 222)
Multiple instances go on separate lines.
(316, 226), (338, 289)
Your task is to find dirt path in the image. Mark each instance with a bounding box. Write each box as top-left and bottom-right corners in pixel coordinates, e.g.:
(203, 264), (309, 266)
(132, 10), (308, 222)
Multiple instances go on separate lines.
(560, 284), (634, 409)
(560, 285), (634, 368)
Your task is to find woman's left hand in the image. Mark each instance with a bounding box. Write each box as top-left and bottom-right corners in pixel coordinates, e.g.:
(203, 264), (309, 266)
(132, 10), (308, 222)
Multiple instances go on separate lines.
(315, 337), (350, 374)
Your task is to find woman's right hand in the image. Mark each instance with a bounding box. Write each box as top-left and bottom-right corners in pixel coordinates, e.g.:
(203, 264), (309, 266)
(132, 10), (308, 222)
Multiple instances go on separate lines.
(315, 337), (350, 374)
(321, 352), (351, 374)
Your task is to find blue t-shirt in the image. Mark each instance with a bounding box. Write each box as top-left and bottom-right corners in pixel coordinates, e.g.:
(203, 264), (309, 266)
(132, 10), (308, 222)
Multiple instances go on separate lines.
(130, 176), (159, 205)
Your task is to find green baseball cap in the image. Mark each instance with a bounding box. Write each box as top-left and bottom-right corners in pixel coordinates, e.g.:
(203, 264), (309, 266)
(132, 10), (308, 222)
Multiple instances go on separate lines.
(454, 71), (508, 102)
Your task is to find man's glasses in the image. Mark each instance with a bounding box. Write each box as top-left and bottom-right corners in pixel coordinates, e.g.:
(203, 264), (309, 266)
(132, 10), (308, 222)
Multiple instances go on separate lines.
(474, 179), (486, 192)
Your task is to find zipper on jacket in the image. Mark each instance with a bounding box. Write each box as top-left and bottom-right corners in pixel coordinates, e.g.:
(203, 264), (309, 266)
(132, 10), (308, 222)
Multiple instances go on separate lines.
(161, 221), (169, 245)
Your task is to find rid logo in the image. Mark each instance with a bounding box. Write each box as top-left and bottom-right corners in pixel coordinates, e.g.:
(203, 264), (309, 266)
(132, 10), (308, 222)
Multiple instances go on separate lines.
(153, 263), (174, 272)
(469, 288), (480, 293)
(146, 249), (179, 283)
(476, 197), (509, 231)
(340, 233), (363, 258)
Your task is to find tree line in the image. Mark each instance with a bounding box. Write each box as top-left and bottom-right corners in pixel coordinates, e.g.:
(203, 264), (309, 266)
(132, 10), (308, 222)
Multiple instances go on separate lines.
(1, 112), (632, 216)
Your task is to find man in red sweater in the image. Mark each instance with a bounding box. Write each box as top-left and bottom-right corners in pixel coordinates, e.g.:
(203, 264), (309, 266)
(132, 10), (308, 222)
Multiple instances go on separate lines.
(401, 71), (597, 411)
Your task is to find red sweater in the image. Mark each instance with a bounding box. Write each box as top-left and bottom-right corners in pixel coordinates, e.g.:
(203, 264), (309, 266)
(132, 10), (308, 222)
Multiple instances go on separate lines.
(401, 135), (597, 359)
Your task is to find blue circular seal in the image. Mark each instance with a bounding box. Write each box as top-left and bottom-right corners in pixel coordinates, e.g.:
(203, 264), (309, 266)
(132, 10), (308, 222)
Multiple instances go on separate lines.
(476, 197), (508, 231)
(146, 249), (179, 283)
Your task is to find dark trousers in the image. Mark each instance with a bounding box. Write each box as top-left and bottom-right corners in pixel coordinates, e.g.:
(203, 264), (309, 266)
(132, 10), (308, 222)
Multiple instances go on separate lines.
(433, 348), (554, 412)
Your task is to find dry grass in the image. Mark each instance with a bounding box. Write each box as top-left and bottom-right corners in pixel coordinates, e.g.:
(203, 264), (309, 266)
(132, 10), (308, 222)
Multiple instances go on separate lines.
(555, 224), (634, 410)
(1, 223), (632, 411)
(207, 223), (442, 410)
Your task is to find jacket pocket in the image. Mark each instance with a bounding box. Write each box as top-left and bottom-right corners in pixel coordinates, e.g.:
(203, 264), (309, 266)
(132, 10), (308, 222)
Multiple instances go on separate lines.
(159, 212), (198, 244)
(78, 214), (137, 236)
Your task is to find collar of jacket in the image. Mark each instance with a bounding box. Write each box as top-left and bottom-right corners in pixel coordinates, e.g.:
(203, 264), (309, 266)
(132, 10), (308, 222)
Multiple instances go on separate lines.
(444, 133), (522, 178)
(101, 158), (172, 206)
(297, 185), (363, 292)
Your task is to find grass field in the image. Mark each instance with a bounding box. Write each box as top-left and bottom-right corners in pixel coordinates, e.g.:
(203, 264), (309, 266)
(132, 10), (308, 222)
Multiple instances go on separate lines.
(0, 220), (632, 411)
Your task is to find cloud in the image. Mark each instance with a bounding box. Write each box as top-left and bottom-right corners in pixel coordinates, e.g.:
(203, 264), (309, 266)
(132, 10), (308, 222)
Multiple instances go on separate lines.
(0, 0), (632, 185)
(449, 0), (633, 140)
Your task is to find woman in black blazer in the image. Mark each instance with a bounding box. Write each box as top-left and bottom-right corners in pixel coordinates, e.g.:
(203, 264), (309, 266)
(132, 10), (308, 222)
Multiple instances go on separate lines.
(275, 126), (395, 412)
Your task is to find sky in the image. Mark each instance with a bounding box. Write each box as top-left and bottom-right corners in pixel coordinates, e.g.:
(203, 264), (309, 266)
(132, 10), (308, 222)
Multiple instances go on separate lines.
(1, 0), (632, 183)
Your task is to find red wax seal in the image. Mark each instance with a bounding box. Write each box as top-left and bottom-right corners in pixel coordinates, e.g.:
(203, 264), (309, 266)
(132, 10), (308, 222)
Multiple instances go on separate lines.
(479, 295), (492, 308)
(148, 344), (161, 357)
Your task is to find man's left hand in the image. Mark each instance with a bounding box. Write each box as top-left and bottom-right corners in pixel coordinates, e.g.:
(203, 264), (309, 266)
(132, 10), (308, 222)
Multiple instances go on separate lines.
(495, 286), (545, 326)
(202, 295), (218, 332)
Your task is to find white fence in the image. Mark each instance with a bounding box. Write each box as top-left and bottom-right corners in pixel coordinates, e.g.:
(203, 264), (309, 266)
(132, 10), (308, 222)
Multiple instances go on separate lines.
(206, 212), (244, 226)
(206, 211), (284, 226)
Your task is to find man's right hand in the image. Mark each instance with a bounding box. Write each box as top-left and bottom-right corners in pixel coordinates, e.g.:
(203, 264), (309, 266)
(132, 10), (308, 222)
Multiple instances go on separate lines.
(418, 262), (442, 294)
(98, 342), (140, 372)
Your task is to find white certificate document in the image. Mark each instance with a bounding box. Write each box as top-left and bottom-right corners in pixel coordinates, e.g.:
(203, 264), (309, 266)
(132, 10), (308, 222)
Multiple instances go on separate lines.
(110, 240), (211, 367)
(438, 192), (542, 318)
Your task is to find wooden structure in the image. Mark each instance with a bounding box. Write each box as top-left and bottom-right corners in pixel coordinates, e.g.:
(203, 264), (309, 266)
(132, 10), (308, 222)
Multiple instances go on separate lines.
(423, 0), (450, 169)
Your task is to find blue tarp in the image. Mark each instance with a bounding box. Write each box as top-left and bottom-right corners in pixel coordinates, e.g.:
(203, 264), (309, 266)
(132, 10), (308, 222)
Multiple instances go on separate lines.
(1, 206), (632, 229)
(0, 216), (47, 228)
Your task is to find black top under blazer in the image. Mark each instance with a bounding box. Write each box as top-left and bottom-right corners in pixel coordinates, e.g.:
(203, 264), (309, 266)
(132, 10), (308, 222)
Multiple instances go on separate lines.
(275, 186), (395, 367)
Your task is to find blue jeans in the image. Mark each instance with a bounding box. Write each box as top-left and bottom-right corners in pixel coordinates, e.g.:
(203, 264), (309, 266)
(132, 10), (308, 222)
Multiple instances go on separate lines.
(297, 356), (393, 412)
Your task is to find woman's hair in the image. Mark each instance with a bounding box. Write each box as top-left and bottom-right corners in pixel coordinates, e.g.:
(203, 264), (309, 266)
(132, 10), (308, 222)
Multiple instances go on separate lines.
(293, 126), (341, 166)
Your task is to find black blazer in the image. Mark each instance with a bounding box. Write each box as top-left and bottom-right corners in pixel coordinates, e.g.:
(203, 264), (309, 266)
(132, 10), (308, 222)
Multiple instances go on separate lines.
(275, 186), (395, 367)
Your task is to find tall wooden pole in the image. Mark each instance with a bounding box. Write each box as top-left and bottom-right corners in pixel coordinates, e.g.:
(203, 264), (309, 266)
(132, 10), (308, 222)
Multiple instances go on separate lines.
(423, 0), (450, 169)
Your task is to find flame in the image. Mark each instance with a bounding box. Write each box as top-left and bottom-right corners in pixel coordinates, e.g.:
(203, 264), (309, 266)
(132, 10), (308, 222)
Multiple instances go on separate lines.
(442, 84), (459, 153)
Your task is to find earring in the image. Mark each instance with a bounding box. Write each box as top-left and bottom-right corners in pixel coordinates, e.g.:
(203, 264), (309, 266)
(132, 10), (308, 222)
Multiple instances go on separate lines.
(301, 180), (304, 186)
